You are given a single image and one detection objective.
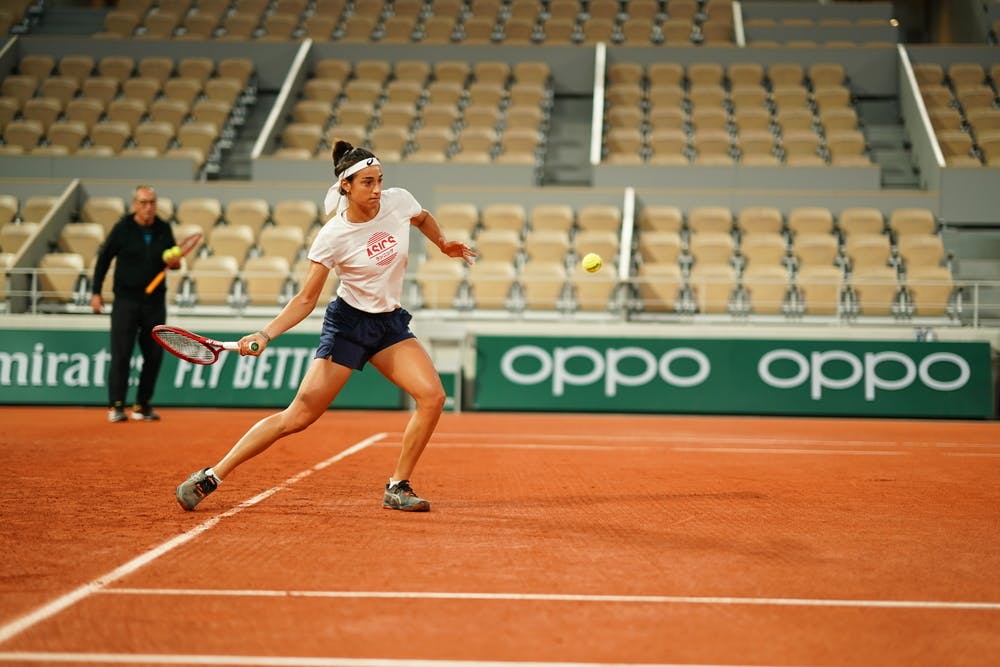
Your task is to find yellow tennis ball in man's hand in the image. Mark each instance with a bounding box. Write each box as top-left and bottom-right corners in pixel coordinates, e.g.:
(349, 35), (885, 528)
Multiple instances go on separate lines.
(162, 245), (181, 261)
(581, 252), (603, 273)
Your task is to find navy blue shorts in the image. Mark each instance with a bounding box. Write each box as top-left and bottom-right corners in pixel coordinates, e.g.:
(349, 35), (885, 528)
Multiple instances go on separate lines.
(315, 298), (416, 370)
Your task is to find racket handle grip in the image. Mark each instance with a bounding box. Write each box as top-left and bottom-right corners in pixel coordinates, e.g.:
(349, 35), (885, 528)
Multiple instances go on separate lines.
(145, 270), (166, 294)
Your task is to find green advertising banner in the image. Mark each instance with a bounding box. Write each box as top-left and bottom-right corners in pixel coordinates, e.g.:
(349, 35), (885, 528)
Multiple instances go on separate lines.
(0, 328), (402, 409)
(474, 336), (994, 418)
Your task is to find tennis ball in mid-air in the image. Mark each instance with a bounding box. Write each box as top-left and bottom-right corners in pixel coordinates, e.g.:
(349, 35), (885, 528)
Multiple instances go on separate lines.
(581, 252), (603, 273)
(162, 246), (181, 261)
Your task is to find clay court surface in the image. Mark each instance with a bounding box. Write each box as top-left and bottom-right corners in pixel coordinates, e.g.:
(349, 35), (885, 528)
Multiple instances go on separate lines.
(0, 406), (998, 666)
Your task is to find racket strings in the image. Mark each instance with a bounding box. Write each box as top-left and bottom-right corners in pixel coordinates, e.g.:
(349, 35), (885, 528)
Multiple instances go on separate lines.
(155, 331), (216, 363)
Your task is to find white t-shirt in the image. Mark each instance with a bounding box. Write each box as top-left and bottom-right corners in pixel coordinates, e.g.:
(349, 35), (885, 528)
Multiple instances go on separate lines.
(308, 187), (422, 312)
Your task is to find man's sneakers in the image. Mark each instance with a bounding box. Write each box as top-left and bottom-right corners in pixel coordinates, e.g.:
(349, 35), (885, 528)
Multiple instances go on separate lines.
(382, 480), (430, 512)
(176, 468), (220, 510)
(108, 406), (127, 423)
(131, 404), (160, 421)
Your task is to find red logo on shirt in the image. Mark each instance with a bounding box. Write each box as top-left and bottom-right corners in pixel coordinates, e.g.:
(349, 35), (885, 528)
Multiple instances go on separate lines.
(367, 231), (398, 266)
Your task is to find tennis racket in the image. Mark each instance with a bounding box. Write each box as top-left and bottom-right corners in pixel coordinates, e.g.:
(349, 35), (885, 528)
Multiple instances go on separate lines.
(152, 325), (259, 365)
(145, 232), (203, 294)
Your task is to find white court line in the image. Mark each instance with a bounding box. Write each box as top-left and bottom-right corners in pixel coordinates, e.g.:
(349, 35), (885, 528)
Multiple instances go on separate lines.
(0, 654), (781, 667)
(672, 447), (905, 456)
(0, 433), (387, 645)
(411, 431), (998, 449)
(100, 588), (1000, 611)
(380, 442), (909, 456)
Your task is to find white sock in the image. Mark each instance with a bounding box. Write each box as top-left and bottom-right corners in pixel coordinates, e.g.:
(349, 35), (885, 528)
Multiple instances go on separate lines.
(389, 477), (400, 487)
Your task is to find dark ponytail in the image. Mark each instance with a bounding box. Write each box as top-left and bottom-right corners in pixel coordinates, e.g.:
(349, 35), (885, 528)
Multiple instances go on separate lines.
(331, 140), (377, 195)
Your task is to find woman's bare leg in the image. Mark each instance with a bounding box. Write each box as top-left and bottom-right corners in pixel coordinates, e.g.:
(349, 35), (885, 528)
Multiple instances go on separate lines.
(370, 338), (446, 481)
(213, 358), (353, 479)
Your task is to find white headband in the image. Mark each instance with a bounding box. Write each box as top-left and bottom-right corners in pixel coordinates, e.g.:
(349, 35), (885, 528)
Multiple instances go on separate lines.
(336, 157), (381, 181)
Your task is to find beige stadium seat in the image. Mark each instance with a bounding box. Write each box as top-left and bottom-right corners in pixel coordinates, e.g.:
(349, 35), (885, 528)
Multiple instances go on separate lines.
(636, 262), (682, 313)
(57, 55), (96, 85)
(768, 63), (804, 87)
(218, 58), (254, 88)
(912, 63), (943, 86)
(687, 206), (733, 236)
(740, 233), (788, 269)
(787, 207), (834, 237)
(737, 207), (783, 236)
(97, 55), (136, 83)
(64, 98), (105, 132)
(0, 97), (21, 129)
(742, 264), (790, 315)
(176, 197), (222, 228)
(793, 233), (840, 269)
(844, 233), (891, 270)
(282, 123), (324, 153)
(18, 54), (55, 80)
(837, 207), (884, 237)
(522, 229), (570, 263)
(519, 260), (565, 311)
(191, 99), (230, 133)
(688, 232), (734, 269)
(481, 203), (526, 233)
(897, 234), (945, 270)
(208, 224), (255, 261)
(728, 62), (764, 88)
(133, 121), (176, 154)
(889, 208), (936, 238)
(38, 252), (85, 303)
(122, 77), (162, 107)
(22, 196), (57, 222)
(137, 56), (175, 84)
(415, 259), (463, 309)
(434, 202), (479, 236)
(576, 205), (620, 233)
(257, 225), (305, 263)
(1, 75), (38, 105)
(689, 263), (737, 314)
(474, 228), (521, 263)
(107, 98), (147, 132)
(795, 265), (843, 315)
(273, 199), (319, 234)
(467, 260), (516, 309)
(163, 77), (203, 108)
(575, 230), (618, 267)
(293, 99), (333, 125)
(224, 198), (270, 235)
(22, 97), (61, 132)
(2, 120), (43, 151)
(149, 98), (191, 132)
(638, 206), (683, 233)
(638, 230), (682, 265)
(851, 265), (900, 316)
(46, 120), (87, 153)
(570, 264), (618, 312)
(0, 195), (18, 223)
(242, 255), (291, 306)
(529, 204), (574, 233)
(58, 222), (105, 258)
(0, 222), (40, 254)
(80, 77), (119, 106)
(906, 265), (953, 317)
(189, 254), (239, 305)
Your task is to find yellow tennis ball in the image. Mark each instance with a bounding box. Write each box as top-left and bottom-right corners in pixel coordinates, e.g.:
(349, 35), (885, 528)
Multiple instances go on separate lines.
(162, 246), (181, 261)
(581, 252), (603, 273)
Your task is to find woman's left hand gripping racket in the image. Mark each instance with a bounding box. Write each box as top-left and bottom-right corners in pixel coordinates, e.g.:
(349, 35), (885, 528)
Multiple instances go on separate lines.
(152, 325), (259, 365)
(145, 232), (203, 295)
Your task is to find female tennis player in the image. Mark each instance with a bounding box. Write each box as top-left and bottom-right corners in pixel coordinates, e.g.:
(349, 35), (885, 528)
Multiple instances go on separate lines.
(175, 140), (476, 512)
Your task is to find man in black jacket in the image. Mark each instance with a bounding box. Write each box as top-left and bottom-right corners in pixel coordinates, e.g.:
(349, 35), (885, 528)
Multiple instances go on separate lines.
(91, 185), (181, 422)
